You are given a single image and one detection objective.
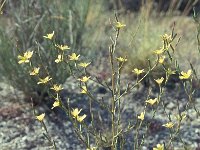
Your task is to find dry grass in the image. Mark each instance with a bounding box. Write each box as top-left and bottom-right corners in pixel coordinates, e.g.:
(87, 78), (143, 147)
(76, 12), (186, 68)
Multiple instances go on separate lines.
(83, 8), (198, 76)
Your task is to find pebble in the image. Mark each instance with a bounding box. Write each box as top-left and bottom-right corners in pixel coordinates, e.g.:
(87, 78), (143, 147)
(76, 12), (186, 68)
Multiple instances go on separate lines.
(0, 82), (200, 149)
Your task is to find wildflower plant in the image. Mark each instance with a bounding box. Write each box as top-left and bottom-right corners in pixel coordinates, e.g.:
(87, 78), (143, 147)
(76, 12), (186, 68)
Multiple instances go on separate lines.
(17, 13), (200, 150)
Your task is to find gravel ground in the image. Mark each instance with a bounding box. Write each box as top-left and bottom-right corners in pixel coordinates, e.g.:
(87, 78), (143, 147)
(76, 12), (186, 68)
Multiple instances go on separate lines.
(0, 77), (200, 150)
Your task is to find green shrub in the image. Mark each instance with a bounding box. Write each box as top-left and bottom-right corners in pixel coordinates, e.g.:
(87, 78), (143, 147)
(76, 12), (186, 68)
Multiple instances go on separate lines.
(0, 0), (91, 98)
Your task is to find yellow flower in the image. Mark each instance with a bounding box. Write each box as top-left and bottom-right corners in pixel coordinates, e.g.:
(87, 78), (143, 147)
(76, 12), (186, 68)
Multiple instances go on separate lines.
(153, 49), (164, 55)
(116, 57), (127, 62)
(51, 100), (60, 109)
(138, 111), (145, 121)
(24, 51), (34, 59)
(43, 31), (54, 40)
(55, 44), (70, 51)
(132, 68), (144, 75)
(162, 122), (174, 128)
(179, 70), (192, 80)
(18, 56), (29, 64)
(71, 108), (86, 122)
(162, 34), (172, 43)
(146, 98), (158, 105)
(154, 77), (164, 85)
(158, 55), (165, 64)
(18, 51), (33, 64)
(30, 67), (40, 76)
(36, 113), (45, 121)
(77, 114), (87, 123)
(78, 76), (90, 82)
(115, 21), (126, 29)
(55, 54), (63, 63)
(68, 53), (80, 61)
(78, 62), (91, 68)
(50, 84), (63, 92)
(81, 86), (88, 94)
(71, 108), (82, 119)
(37, 76), (52, 84)
(153, 144), (164, 150)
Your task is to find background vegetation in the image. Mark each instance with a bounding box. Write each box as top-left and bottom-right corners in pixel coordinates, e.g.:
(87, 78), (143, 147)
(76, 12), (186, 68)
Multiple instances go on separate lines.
(0, 0), (199, 96)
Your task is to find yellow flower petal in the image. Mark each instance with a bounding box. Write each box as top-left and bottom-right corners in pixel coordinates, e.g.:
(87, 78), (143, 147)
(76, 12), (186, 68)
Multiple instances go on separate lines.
(71, 108), (82, 118)
(154, 77), (164, 85)
(162, 34), (172, 43)
(116, 57), (127, 62)
(153, 144), (164, 150)
(78, 76), (90, 82)
(30, 67), (40, 76)
(77, 114), (87, 122)
(43, 31), (54, 40)
(179, 70), (192, 80)
(50, 84), (63, 92)
(55, 54), (63, 63)
(68, 53), (80, 61)
(115, 21), (126, 29)
(24, 51), (33, 59)
(158, 55), (165, 64)
(51, 100), (60, 109)
(37, 76), (52, 84)
(162, 122), (174, 128)
(132, 68), (144, 75)
(36, 113), (45, 121)
(138, 111), (145, 121)
(78, 62), (91, 68)
(81, 86), (87, 94)
(146, 98), (158, 105)
(18, 57), (29, 64)
(55, 44), (70, 51)
(18, 51), (33, 64)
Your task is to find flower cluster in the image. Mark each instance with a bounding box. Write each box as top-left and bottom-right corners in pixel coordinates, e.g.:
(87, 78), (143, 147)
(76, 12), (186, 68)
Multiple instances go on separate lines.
(17, 31), (90, 129)
(71, 108), (87, 123)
